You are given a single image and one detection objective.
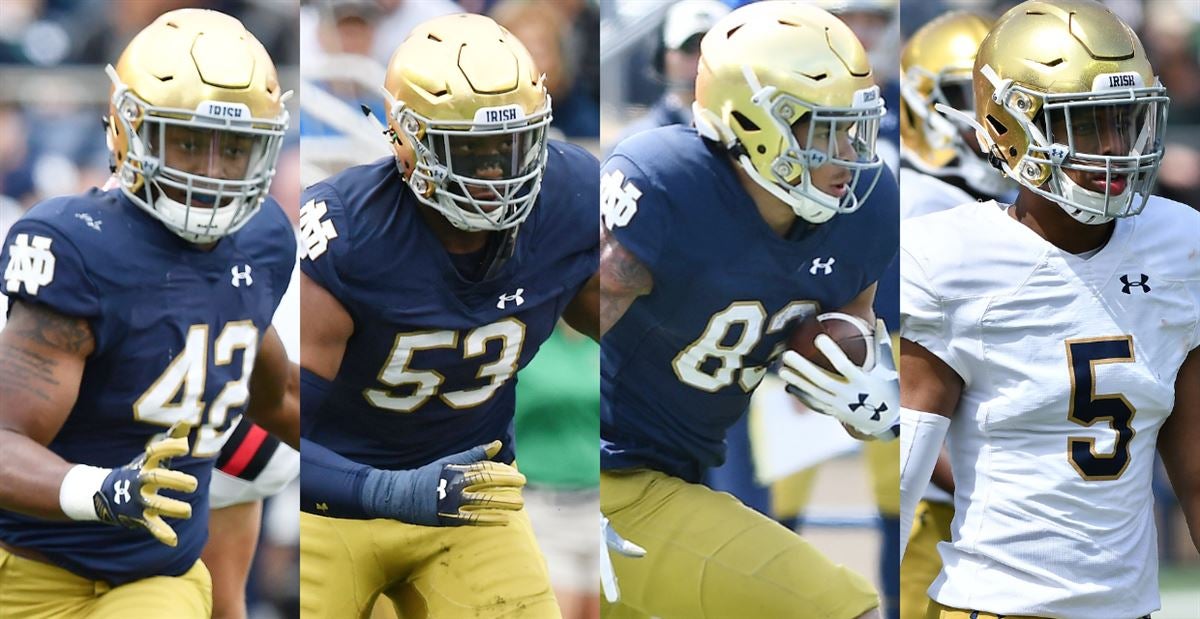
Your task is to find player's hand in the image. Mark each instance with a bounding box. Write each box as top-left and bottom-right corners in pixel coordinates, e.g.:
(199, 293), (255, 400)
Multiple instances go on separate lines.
(779, 319), (899, 438)
(93, 422), (199, 547)
(435, 441), (526, 526)
(601, 516), (645, 603)
(362, 440), (526, 527)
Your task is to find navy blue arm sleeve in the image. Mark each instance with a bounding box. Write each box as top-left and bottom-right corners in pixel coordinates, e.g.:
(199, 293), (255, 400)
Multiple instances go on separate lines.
(299, 367), (373, 518)
(299, 437), (373, 518)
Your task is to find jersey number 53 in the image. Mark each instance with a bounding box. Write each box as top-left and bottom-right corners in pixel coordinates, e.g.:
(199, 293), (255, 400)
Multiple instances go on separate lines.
(365, 318), (527, 413)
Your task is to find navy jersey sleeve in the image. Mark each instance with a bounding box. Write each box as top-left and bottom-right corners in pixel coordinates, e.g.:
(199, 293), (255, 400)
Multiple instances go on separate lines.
(298, 182), (353, 304)
(1, 210), (101, 320)
(257, 198), (299, 313)
(541, 141), (600, 298)
(859, 164), (900, 289)
(600, 152), (674, 277)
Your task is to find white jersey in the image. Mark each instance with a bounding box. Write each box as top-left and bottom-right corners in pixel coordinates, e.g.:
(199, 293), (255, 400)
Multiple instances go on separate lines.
(900, 196), (1200, 619)
(899, 167), (977, 221)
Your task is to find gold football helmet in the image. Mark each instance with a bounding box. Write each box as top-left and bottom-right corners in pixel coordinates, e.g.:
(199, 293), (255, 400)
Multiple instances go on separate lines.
(900, 11), (1013, 198)
(693, 1), (885, 224)
(382, 13), (551, 232)
(107, 9), (290, 244)
(964, 0), (1167, 224)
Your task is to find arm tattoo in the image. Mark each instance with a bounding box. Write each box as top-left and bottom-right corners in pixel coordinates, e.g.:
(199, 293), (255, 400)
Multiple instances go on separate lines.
(0, 346), (60, 403)
(0, 301), (92, 404)
(599, 227), (653, 336)
(7, 302), (93, 355)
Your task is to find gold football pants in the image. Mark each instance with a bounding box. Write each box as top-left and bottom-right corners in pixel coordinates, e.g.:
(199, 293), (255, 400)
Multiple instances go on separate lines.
(601, 468), (878, 619)
(300, 508), (559, 618)
(0, 547), (210, 619)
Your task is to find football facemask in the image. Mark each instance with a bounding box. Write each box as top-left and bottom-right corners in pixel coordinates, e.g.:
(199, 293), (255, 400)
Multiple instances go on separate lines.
(738, 67), (885, 223)
(104, 9), (289, 245)
(386, 95), (552, 232)
(943, 65), (1167, 224)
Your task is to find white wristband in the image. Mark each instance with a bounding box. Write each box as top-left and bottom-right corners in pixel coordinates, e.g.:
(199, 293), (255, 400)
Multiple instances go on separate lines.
(59, 464), (110, 521)
(899, 407), (950, 561)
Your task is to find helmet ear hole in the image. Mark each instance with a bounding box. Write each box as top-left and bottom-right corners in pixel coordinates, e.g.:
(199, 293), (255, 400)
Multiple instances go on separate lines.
(731, 110), (759, 132)
(985, 114), (1007, 135)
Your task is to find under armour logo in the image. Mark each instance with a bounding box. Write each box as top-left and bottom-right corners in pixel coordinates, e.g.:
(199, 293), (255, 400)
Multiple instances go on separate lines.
(299, 199), (339, 260)
(1119, 273), (1150, 294)
(315, 502), (329, 512)
(113, 480), (132, 505)
(809, 257), (836, 275)
(231, 265), (253, 287)
(437, 478), (448, 500)
(4, 233), (57, 295)
(497, 288), (525, 309)
(848, 393), (886, 421)
(600, 169), (642, 229)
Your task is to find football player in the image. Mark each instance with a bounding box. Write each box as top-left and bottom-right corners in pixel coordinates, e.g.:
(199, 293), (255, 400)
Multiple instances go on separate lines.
(899, 2), (1200, 618)
(894, 12), (1011, 619)
(296, 13), (599, 618)
(898, 11), (1015, 218)
(0, 9), (298, 618)
(600, 3), (899, 617)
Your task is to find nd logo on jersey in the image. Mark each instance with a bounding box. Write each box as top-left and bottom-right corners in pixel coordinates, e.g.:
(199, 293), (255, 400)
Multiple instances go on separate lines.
(299, 199), (339, 260)
(601, 169), (641, 229)
(4, 233), (56, 295)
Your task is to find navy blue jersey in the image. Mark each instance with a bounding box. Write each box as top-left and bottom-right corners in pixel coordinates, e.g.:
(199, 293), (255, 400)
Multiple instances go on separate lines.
(300, 141), (598, 470)
(600, 126), (898, 482)
(0, 188), (295, 585)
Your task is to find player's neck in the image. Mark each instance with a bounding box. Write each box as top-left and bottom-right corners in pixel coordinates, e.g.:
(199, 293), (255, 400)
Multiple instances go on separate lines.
(1009, 190), (1114, 255)
(416, 203), (489, 254)
(732, 160), (798, 237)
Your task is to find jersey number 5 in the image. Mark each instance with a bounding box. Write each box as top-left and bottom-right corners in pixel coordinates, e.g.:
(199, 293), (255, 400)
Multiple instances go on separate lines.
(1066, 336), (1136, 481)
(134, 321), (259, 457)
(365, 318), (526, 413)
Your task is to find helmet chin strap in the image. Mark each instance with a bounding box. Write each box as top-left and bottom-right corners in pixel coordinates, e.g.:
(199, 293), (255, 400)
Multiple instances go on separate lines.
(733, 152), (838, 223)
(149, 190), (250, 244)
(1050, 172), (1120, 225)
(957, 152), (1014, 198)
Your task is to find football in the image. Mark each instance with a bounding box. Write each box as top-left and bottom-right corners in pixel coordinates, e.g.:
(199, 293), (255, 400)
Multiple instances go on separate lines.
(787, 312), (876, 373)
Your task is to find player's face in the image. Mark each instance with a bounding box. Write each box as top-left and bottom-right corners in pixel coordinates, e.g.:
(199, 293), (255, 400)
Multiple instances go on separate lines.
(434, 132), (540, 209)
(793, 119), (855, 199)
(152, 124), (260, 206)
(1048, 104), (1144, 196)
